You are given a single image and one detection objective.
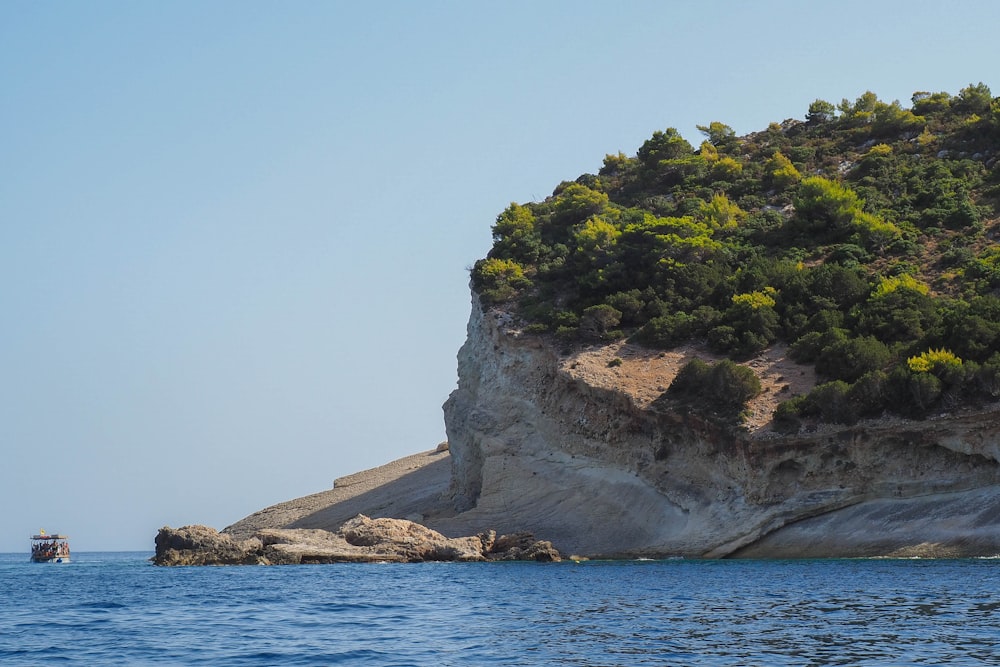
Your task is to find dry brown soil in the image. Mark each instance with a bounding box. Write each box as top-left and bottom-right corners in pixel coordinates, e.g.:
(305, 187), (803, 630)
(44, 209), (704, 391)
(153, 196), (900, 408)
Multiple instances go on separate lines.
(560, 340), (817, 433)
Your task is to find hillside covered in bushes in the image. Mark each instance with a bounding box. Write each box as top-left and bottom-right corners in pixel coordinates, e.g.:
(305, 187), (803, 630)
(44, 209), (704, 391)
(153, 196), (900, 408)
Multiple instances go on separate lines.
(472, 84), (1000, 427)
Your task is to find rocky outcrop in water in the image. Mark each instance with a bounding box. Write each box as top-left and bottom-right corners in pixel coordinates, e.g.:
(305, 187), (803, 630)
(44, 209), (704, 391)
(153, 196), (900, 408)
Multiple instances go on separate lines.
(438, 296), (1000, 558)
(154, 523), (266, 565)
(153, 515), (560, 565)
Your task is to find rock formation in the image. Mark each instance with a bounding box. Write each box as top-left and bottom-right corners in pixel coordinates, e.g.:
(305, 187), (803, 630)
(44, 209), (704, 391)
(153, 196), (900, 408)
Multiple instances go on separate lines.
(154, 523), (266, 566)
(153, 515), (560, 566)
(212, 295), (1000, 561)
(438, 297), (1000, 558)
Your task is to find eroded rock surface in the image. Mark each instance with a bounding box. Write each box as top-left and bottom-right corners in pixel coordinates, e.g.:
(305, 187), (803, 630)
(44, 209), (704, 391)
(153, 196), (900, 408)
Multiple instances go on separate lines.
(153, 516), (560, 566)
(153, 524), (266, 566)
(438, 297), (1000, 558)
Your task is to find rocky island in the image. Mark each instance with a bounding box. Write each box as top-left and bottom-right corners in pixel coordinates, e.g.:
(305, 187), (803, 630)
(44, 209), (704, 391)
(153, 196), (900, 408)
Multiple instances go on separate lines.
(156, 85), (1000, 563)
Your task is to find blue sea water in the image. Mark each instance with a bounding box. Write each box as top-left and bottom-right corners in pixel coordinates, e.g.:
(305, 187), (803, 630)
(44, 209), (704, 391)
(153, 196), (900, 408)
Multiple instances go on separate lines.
(1, 552), (998, 666)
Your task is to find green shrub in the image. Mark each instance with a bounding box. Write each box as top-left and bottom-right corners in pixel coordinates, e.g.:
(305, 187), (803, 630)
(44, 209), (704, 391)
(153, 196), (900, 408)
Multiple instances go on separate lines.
(815, 335), (892, 383)
(707, 360), (763, 410)
(555, 325), (579, 341)
(847, 370), (889, 418)
(975, 355), (1000, 398)
(804, 381), (856, 424)
(667, 358), (712, 396)
(578, 304), (623, 342)
(709, 299), (780, 358)
(707, 325), (740, 354)
(471, 258), (532, 305)
(791, 327), (855, 363)
(635, 306), (723, 349)
(909, 372), (943, 413)
(666, 358), (762, 418)
(772, 397), (805, 433)
(828, 243), (872, 266)
(792, 176), (864, 241)
(605, 290), (646, 326)
(854, 285), (941, 344)
(766, 152), (802, 189)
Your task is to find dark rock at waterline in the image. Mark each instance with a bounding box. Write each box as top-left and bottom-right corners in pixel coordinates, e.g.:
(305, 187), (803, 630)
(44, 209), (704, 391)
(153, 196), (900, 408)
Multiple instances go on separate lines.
(153, 523), (266, 565)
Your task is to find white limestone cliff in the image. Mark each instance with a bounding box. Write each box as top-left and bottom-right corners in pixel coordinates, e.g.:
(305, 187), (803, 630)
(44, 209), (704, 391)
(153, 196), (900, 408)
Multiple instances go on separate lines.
(438, 295), (1000, 558)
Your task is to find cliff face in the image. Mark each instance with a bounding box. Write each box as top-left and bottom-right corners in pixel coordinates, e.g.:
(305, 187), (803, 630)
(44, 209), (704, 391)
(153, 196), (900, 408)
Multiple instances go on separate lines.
(440, 296), (1000, 558)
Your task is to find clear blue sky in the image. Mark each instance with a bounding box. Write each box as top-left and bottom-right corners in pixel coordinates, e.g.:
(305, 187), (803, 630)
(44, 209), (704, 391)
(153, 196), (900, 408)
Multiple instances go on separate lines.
(2, 1), (997, 551)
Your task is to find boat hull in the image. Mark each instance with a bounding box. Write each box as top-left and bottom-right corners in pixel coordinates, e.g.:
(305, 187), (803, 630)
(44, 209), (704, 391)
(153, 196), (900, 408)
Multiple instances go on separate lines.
(31, 556), (70, 563)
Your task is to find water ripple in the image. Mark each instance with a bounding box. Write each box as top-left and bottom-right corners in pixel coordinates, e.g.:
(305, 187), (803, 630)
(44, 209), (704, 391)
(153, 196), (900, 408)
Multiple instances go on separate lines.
(1, 554), (999, 665)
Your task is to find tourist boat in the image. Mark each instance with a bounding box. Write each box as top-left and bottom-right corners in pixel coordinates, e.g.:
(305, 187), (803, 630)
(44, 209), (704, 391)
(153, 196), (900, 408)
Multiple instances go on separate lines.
(30, 531), (71, 563)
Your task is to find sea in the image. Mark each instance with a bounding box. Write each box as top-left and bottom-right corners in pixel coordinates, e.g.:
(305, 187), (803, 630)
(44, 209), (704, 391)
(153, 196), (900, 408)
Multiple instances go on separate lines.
(1, 552), (998, 666)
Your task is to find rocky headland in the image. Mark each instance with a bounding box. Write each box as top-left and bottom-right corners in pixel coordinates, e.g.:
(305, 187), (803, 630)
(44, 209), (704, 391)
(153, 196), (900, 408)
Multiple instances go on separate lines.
(154, 88), (1000, 563)
(160, 293), (1000, 564)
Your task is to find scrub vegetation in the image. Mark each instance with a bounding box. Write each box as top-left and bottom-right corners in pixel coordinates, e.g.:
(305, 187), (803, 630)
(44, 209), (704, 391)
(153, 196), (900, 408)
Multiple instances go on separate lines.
(472, 84), (1000, 425)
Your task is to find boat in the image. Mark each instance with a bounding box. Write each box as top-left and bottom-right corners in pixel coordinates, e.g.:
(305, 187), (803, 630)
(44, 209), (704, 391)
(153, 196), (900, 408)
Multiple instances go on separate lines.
(30, 531), (71, 563)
